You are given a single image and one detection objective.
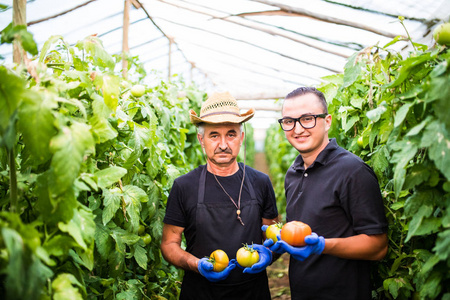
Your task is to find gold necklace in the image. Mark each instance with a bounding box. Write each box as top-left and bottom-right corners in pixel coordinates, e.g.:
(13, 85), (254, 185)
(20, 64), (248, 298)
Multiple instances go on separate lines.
(211, 165), (246, 226)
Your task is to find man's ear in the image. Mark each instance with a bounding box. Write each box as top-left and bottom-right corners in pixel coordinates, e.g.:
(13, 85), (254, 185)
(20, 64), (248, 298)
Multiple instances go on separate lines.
(325, 114), (332, 131)
(197, 133), (203, 146)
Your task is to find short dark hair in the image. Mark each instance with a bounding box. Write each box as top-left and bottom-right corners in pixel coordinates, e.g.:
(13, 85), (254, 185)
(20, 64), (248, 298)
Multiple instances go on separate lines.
(284, 87), (328, 114)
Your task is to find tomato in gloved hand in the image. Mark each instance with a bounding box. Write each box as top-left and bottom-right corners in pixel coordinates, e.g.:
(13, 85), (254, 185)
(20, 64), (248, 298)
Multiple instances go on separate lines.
(266, 223), (282, 243)
(209, 249), (229, 272)
(236, 244), (260, 267)
(280, 221), (312, 247)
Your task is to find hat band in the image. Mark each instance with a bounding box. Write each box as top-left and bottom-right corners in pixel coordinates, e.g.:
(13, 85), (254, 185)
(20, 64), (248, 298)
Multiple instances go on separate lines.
(201, 111), (241, 118)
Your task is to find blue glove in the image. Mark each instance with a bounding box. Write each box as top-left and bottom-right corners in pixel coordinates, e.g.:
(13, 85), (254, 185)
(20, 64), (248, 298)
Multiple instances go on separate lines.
(238, 244), (272, 274)
(276, 233), (325, 261)
(262, 225), (286, 255)
(198, 258), (236, 282)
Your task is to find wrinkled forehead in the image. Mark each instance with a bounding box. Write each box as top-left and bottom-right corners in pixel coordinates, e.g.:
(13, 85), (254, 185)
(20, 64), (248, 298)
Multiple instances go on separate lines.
(203, 122), (242, 133)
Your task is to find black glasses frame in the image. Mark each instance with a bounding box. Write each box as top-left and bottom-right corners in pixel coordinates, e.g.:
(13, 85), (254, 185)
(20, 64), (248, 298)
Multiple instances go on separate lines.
(278, 113), (328, 131)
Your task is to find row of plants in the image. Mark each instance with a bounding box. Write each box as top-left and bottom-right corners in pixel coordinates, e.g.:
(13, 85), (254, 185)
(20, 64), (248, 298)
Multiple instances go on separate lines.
(264, 23), (450, 299)
(0, 26), (211, 299)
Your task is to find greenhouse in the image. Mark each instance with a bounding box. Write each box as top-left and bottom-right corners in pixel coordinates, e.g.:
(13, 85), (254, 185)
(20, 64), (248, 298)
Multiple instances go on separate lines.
(0, 0), (449, 299)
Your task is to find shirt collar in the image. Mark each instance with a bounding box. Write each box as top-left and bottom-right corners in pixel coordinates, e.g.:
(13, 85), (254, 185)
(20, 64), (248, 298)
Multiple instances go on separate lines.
(291, 138), (338, 171)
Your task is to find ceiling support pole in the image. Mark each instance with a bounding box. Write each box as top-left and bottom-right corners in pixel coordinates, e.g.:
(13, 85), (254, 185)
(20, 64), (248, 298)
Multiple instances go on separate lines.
(122, 0), (131, 79)
(13, 0), (27, 65)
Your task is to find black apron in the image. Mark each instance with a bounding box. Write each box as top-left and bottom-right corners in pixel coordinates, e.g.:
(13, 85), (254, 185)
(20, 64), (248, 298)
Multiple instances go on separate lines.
(179, 164), (271, 300)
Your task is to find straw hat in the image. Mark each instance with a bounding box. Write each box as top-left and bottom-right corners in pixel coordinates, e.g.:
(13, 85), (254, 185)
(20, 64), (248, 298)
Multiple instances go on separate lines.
(189, 92), (255, 125)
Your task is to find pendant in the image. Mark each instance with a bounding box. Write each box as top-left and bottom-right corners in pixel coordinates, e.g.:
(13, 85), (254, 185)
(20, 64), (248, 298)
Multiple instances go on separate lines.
(237, 210), (244, 226)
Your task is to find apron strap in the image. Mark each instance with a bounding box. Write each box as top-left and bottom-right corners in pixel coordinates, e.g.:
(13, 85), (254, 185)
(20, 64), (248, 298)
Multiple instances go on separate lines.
(198, 165), (207, 205)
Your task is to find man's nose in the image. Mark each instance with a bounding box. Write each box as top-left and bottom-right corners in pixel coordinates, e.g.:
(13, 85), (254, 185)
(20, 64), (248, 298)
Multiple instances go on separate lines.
(218, 137), (228, 149)
(294, 120), (304, 133)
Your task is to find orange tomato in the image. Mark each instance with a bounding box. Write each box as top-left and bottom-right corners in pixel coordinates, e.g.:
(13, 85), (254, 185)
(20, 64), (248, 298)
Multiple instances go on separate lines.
(209, 249), (229, 272)
(280, 221), (312, 247)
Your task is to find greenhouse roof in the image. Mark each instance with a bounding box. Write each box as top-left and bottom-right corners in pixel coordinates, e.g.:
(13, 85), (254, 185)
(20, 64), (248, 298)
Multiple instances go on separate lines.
(1, 0), (449, 102)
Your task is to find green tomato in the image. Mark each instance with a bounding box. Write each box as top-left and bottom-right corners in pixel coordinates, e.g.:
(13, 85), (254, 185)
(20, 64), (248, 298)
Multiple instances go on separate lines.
(138, 224), (146, 236)
(357, 136), (364, 148)
(131, 84), (146, 97)
(433, 23), (450, 46)
(142, 233), (152, 245)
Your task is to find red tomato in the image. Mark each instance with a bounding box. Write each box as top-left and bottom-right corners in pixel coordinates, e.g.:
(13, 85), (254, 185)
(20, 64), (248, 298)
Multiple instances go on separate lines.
(236, 245), (259, 267)
(280, 221), (312, 247)
(266, 223), (282, 243)
(209, 249), (229, 272)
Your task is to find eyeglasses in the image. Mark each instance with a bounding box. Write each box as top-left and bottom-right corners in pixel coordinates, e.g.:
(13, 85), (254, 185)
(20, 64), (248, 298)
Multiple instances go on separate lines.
(278, 114), (328, 131)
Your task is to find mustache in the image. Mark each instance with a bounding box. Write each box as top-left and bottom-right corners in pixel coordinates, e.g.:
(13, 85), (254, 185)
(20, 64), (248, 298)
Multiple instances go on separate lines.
(214, 148), (232, 154)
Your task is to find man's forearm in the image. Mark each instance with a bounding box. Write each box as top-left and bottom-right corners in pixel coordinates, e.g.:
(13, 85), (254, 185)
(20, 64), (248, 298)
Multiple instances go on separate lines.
(322, 233), (388, 261)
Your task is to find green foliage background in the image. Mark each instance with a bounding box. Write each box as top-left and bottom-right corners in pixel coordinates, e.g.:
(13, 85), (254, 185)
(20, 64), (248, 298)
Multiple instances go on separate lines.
(264, 36), (450, 298)
(0, 31), (208, 299)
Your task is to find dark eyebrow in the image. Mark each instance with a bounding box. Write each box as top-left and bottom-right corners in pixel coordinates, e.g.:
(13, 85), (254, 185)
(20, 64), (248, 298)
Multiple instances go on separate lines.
(283, 113), (315, 118)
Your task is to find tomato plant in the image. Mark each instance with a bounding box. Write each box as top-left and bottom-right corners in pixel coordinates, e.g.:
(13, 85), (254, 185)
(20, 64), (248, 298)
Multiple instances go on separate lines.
(209, 249), (229, 272)
(236, 244), (260, 267)
(266, 20), (450, 299)
(0, 32), (208, 299)
(280, 221), (312, 247)
(266, 223), (282, 243)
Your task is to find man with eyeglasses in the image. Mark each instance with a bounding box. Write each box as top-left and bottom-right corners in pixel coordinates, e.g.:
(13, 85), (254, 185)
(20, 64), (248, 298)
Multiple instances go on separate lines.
(264, 87), (388, 300)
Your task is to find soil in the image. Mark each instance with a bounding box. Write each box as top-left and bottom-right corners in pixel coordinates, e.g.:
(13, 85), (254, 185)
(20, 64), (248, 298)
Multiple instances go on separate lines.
(253, 152), (291, 300)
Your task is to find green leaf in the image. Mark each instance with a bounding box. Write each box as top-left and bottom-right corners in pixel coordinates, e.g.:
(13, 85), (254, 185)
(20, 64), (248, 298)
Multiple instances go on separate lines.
(394, 102), (413, 127)
(102, 187), (122, 225)
(421, 121), (450, 181)
(132, 243), (148, 270)
(76, 35), (115, 69)
(38, 35), (67, 63)
(406, 117), (431, 137)
(404, 164), (430, 190)
(0, 24), (38, 55)
(52, 273), (83, 300)
(0, 66), (25, 131)
(343, 52), (365, 88)
(18, 91), (57, 165)
(366, 104), (387, 122)
(90, 114), (118, 143)
(122, 185), (148, 232)
(95, 166), (127, 189)
(343, 115), (359, 133)
(419, 271), (442, 299)
(92, 92), (113, 118)
(2, 227), (53, 300)
(371, 146), (389, 177)
(102, 74), (120, 111)
(43, 234), (78, 258)
(58, 206), (95, 250)
(433, 229), (450, 260)
(391, 141), (418, 198)
(94, 222), (113, 260)
(49, 122), (95, 196)
(383, 277), (413, 299)
(383, 53), (431, 88)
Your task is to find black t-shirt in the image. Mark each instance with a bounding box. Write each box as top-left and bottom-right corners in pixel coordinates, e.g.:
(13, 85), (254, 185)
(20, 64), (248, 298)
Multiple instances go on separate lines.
(284, 139), (388, 300)
(164, 164), (278, 255)
(163, 163), (278, 299)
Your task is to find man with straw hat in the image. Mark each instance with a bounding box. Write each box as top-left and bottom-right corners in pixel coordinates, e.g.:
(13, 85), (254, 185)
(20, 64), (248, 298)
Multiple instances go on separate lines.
(161, 92), (279, 299)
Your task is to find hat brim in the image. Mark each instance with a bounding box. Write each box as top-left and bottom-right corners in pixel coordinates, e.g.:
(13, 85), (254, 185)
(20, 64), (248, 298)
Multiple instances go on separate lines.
(189, 108), (255, 125)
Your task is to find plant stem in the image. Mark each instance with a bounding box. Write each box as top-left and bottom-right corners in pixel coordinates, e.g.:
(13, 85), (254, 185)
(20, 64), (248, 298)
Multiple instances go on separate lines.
(8, 147), (18, 213)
